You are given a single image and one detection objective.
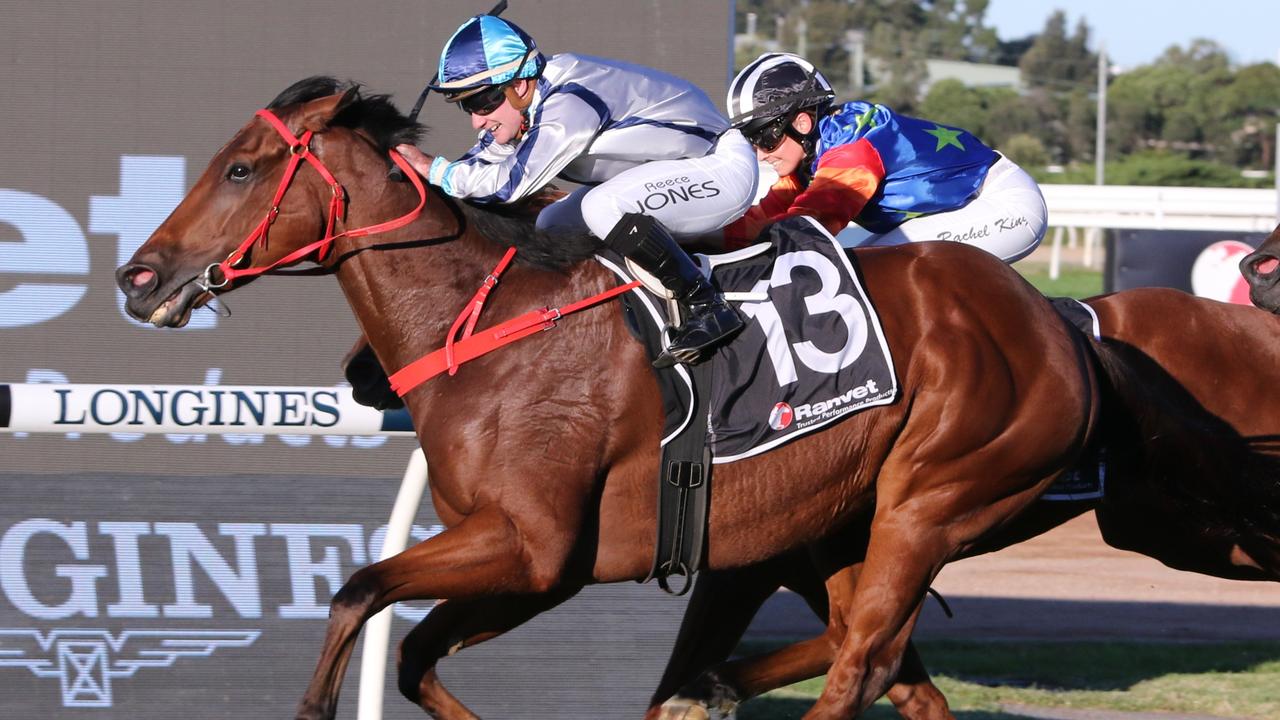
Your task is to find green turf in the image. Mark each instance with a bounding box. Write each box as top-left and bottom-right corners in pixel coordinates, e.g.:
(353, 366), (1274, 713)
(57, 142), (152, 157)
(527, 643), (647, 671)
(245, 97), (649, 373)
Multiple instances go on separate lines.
(735, 640), (1280, 720)
(1015, 261), (1105, 300)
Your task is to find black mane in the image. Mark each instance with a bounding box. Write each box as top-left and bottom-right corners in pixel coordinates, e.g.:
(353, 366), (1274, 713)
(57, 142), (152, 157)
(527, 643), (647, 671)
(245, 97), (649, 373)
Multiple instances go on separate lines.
(268, 76), (422, 153)
(269, 76), (600, 271)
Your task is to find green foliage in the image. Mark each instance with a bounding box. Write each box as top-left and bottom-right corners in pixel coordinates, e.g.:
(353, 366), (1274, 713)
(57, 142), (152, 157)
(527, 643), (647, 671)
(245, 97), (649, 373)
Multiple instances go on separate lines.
(1032, 154), (1272, 188)
(1019, 11), (1096, 90)
(999, 133), (1051, 169)
(735, 0), (1001, 109)
(1104, 152), (1267, 187)
(919, 81), (1039, 147)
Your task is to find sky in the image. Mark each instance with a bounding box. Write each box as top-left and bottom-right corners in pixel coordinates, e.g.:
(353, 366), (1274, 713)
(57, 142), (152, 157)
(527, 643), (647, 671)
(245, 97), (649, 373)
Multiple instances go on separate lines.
(985, 0), (1279, 70)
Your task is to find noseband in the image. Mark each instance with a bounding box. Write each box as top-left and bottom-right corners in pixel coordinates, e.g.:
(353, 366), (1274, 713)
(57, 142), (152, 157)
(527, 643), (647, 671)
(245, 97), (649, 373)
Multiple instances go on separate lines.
(201, 108), (427, 291)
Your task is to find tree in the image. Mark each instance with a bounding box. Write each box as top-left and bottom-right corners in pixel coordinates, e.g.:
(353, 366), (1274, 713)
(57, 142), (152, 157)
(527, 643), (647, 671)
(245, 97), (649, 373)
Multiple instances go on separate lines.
(1018, 11), (1095, 90)
(919, 79), (987, 135)
(1107, 39), (1240, 159)
(734, 0), (1001, 104)
(1000, 134), (1051, 168)
(1063, 87), (1096, 164)
(867, 22), (928, 110)
(1210, 62), (1280, 168)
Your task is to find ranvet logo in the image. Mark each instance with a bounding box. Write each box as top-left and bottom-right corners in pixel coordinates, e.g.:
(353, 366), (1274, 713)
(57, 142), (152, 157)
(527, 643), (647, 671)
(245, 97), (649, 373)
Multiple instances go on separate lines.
(768, 402), (794, 431)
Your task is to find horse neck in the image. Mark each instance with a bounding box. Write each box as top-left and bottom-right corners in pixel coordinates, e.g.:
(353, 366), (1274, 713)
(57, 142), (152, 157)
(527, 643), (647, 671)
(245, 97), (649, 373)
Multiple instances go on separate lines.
(325, 159), (508, 372)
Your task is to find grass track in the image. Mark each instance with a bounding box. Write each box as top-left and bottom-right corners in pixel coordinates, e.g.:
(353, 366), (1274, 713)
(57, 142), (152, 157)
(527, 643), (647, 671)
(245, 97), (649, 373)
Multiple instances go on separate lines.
(736, 640), (1280, 719)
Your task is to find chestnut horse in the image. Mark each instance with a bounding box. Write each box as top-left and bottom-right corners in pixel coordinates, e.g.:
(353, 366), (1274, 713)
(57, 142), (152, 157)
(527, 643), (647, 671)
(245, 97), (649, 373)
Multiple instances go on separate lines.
(650, 287), (1280, 719)
(116, 78), (1102, 719)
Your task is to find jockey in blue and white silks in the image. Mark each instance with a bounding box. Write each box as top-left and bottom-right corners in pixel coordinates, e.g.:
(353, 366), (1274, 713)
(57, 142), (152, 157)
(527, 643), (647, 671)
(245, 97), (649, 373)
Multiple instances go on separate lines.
(397, 15), (758, 367)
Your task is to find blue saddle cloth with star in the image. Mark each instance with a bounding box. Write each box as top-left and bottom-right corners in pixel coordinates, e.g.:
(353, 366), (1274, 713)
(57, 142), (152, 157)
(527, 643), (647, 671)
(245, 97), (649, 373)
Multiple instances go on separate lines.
(817, 101), (999, 234)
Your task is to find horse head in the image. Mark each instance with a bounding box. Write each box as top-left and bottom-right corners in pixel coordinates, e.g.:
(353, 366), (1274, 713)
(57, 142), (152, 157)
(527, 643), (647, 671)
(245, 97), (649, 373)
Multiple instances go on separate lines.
(115, 77), (423, 328)
(1238, 224), (1280, 313)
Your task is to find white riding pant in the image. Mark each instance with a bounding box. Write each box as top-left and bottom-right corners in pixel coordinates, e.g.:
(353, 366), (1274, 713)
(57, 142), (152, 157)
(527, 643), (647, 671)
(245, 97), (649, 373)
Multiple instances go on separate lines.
(536, 129), (759, 240)
(838, 155), (1048, 263)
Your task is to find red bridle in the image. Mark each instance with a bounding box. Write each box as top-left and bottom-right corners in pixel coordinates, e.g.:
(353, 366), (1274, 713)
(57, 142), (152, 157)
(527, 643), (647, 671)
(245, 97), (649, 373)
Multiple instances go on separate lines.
(200, 108), (427, 290)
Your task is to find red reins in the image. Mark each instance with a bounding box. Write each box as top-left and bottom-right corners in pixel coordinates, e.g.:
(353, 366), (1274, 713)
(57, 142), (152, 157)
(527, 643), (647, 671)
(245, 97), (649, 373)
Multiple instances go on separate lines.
(205, 106), (641, 397)
(201, 108), (427, 289)
(388, 252), (641, 396)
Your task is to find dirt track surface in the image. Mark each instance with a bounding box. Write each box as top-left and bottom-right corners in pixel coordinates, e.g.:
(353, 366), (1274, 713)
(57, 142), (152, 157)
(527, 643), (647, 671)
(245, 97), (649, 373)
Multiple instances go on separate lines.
(747, 512), (1280, 642)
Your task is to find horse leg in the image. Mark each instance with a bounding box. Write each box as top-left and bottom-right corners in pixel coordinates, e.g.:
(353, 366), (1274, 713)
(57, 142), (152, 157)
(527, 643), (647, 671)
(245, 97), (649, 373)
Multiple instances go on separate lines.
(802, 472), (1051, 720)
(646, 554), (804, 717)
(796, 527), (940, 719)
(658, 559), (952, 720)
(397, 588), (582, 719)
(813, 560), (953, 720)
(295, 506), (568, 720)
(885, 642), (954, 720)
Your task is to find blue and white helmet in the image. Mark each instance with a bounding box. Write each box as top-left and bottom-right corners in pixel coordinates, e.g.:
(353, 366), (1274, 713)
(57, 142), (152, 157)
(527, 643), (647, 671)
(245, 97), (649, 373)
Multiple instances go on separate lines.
(428, 15), (545, 95)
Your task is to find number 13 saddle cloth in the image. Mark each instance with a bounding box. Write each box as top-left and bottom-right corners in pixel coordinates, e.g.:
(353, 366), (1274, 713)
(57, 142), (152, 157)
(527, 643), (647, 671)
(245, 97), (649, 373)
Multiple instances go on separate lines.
(599, 215), (898, 464)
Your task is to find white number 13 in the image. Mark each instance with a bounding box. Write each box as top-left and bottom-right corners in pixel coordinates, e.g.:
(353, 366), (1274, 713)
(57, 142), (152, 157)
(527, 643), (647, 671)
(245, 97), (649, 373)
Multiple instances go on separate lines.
(738, 250), (868, 387)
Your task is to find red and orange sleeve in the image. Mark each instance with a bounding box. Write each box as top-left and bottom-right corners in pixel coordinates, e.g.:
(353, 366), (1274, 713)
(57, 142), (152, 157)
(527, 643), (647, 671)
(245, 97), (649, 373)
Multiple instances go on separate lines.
(722, 174), (804, 250)
(781, 138), (886, 236)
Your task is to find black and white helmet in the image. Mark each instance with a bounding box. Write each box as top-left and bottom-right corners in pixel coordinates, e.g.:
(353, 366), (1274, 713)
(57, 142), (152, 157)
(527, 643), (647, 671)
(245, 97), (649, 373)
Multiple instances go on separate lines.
(726, 53), (836, 136)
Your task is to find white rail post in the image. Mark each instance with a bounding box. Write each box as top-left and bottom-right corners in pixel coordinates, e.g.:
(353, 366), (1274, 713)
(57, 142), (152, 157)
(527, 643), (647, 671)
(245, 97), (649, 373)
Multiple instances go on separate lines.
(1049, 227), (1063, 280)
(357, 448), (430, 720)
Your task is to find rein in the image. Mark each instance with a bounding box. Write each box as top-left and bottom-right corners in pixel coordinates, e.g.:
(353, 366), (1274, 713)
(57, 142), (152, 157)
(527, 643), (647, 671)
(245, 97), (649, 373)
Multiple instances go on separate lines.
(203, 107), (641, 397)
(388, 251), (641, 395)
(200, 108), (428, 290)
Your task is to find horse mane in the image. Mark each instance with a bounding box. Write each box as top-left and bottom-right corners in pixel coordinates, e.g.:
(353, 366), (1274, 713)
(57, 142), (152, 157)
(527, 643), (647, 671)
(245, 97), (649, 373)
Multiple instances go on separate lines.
(268, 76), (423, 153)
(268, 76), (601, 272)
(454, 198), (602, 272)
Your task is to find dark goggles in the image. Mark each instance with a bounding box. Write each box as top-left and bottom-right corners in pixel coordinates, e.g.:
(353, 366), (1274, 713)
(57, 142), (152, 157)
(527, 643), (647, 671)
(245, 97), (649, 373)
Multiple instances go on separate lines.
(450, 84), (509, 116)
(744, 114), (799, 152)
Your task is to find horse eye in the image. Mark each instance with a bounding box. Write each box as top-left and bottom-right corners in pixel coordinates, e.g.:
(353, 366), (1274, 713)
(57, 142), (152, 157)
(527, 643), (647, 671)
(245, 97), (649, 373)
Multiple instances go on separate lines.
(227, 163), (252, 183)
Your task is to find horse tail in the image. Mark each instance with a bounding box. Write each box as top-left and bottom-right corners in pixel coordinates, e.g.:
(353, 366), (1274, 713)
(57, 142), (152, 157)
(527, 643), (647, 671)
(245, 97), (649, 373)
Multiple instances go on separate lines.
(1084, 334), (1280, 550)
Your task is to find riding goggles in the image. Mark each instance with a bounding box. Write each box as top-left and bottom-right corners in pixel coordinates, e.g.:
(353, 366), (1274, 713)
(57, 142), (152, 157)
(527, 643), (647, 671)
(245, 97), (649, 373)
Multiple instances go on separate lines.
(449, 83), (510, 116)
(745, 115), (799, 152)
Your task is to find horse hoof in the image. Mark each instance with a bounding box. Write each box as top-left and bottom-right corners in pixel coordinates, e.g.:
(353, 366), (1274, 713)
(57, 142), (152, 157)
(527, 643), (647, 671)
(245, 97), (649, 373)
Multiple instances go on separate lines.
(657, 698), (712, 720)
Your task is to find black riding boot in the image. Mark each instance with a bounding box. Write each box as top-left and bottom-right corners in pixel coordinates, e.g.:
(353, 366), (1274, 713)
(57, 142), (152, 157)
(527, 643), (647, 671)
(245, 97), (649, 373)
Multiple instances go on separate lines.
(603, 213), (744, 368)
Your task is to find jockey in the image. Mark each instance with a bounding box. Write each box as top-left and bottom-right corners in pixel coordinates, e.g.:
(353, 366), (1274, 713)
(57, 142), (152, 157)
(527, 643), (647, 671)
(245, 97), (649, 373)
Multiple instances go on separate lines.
(396, 15), (759, 367)
(723, 52), (1047, 262)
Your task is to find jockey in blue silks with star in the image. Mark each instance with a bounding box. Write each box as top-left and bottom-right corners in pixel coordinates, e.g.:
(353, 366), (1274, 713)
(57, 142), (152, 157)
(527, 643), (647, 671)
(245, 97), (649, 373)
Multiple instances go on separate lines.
(723, 52), (1047, 262)
(396, 15), (761, 367)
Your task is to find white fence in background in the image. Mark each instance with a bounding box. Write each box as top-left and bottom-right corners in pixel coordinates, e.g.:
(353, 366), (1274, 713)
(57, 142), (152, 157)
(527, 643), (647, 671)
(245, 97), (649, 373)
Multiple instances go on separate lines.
(0, 383), (423, 720)
(1040, 185), (1278, 279)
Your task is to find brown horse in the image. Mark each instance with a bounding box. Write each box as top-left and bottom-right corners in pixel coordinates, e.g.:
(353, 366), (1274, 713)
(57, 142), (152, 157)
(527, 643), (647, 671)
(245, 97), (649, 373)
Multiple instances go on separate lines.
(1239, 224), (1280, 311)
(649, 287), (1280, 719)
(116, 77), (1103, 720)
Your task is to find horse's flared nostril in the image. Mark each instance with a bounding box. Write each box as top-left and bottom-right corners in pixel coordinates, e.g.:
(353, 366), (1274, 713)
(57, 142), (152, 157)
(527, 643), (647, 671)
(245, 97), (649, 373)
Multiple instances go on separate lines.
(115, 263), (159, 300)
(1240, 252), (1280, 285)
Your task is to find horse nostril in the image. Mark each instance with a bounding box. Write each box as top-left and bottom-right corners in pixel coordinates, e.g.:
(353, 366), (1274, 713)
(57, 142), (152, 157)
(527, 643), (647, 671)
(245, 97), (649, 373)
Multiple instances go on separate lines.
(1240, 252), (1279, 284)
(116, 263), (159, 299)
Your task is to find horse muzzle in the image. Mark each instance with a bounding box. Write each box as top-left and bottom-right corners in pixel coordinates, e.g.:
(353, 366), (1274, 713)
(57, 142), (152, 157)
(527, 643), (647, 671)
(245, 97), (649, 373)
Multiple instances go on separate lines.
(1239, 250), (1280, 312)
(115, 261), (210, 328)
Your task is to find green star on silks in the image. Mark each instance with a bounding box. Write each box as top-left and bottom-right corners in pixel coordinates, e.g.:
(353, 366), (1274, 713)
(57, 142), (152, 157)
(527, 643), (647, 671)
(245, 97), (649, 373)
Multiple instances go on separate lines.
(924, 125), (965, 151)
(855, 107), (877, 133)
(900, 211), (926, 220)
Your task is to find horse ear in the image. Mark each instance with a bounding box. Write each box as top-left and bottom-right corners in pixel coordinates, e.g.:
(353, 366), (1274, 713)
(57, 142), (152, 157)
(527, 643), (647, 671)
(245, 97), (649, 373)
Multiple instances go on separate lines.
(297, 87), (360, 132)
